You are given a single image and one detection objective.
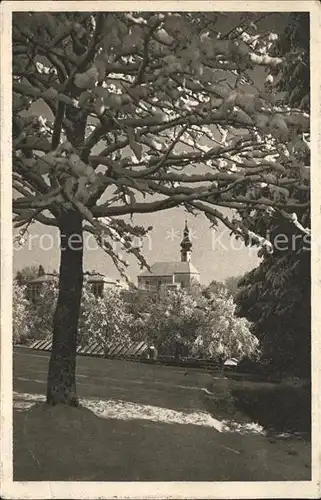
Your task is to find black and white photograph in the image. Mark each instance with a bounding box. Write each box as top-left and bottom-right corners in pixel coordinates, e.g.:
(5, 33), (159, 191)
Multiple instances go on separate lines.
(1, 1), (320, 498)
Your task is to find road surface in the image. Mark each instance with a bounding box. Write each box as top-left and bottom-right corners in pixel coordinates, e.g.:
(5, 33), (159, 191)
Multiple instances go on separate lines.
(13, 348), (311, 481)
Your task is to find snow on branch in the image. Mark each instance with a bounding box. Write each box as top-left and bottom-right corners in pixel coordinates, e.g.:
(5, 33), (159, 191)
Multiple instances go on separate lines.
(12, 12), (310, 264)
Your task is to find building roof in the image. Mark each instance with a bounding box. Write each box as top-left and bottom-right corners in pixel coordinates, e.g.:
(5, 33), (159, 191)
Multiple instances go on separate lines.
(86, 275), (119, 284)
(28, 274), (58, 284)
(29, 272), (120, 285)
(138, 261), (199, 278)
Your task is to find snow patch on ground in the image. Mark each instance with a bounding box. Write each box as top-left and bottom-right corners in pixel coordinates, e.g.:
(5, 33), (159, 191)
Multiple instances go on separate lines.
(13, 391), (264, 435)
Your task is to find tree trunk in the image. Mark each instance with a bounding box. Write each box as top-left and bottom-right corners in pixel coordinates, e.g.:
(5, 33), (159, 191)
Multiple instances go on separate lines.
(46, 209), (83, 406)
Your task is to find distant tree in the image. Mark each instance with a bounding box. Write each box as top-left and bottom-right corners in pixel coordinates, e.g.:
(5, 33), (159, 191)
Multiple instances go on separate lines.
(193, 293), (259, 362)
(24, 279), (133, 348)
(271, 12), (309, 108)
(134, 286), (259, 362)
(123, 289), (156, 342)
(37, 264), (45, 276)
(22, 274), (260, 363)
(15, 265), (38, 285)
(78, 286), (132, 351)
(15, 270), (24, 287)
(235, 249), (310, 378)
(224, 275), (243, 298)
(142, 289), (203, 357)
(27, 279), (59, 339)
(235, 12), (311, 378)
(189, 279), (204, 298)
(13, 280), (32, 344)
(202, 280), (227, 300)
(123, 288), (155, 316)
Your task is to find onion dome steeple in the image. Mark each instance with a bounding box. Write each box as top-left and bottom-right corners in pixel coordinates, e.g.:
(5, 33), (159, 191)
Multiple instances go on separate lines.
(180, 220), (192, 262)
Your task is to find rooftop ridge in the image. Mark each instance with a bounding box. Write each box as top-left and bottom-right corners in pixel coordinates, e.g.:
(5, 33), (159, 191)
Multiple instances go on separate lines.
(138, 260), (200, 278)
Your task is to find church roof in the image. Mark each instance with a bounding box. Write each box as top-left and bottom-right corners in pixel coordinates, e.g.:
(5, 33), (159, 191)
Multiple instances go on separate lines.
(181, 220), (192, 251)
(138, 261), (199, 278)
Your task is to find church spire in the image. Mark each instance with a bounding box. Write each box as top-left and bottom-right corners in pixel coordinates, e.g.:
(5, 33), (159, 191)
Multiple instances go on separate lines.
(180, 220), (192, 262)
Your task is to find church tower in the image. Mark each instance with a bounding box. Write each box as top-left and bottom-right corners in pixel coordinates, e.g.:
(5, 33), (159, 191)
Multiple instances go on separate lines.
(137, 219), (200, 290)
(180, 220), (193, 262)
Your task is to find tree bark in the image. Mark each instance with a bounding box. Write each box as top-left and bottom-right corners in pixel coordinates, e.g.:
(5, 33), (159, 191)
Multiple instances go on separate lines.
(46, 209), (83, 406)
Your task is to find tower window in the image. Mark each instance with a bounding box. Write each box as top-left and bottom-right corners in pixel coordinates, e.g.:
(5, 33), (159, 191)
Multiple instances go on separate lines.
(92, 282), (104, 297)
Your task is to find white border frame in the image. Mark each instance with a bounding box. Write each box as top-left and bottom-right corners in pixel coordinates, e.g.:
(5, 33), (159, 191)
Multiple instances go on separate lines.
(1, 1), (320, 498)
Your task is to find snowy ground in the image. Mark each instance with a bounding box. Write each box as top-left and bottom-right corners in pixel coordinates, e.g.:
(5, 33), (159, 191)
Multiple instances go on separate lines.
(13, 390), (264, 434)
(12, 348), (311, 481)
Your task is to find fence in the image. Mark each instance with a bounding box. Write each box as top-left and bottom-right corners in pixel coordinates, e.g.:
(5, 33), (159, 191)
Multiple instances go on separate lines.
(28, 338), (225, 370)
(29, 339), (149, 359)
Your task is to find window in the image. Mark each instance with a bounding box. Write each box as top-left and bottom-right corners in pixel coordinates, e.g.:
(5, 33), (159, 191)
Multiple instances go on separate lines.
(166, 283), (180, 290)
(91, 282), (104, 298)
(27, 284), (41, 303)
(144, 280), (151, 290)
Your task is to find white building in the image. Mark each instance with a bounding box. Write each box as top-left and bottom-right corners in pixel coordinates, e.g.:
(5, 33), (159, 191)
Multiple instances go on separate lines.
(27, 271), (127, 301)
(137, 221), (200, 293)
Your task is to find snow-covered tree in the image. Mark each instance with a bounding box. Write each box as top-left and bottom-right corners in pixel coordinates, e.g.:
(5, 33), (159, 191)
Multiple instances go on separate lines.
(142, 290), (202, 355)
(193, 292), (259, 361)
(27, 279), (59, 339)
(12, 12), (310, 404)
(123, 290), (156, 342)
(12, 280), (32, 344)
(128, 287), (258, 361)
(272, 12), (309, 109)
(202, 280), (228, 300)
(235, 13), (311, 378)
(24, 279), (133, 348)
(78, 286), (132, 350)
